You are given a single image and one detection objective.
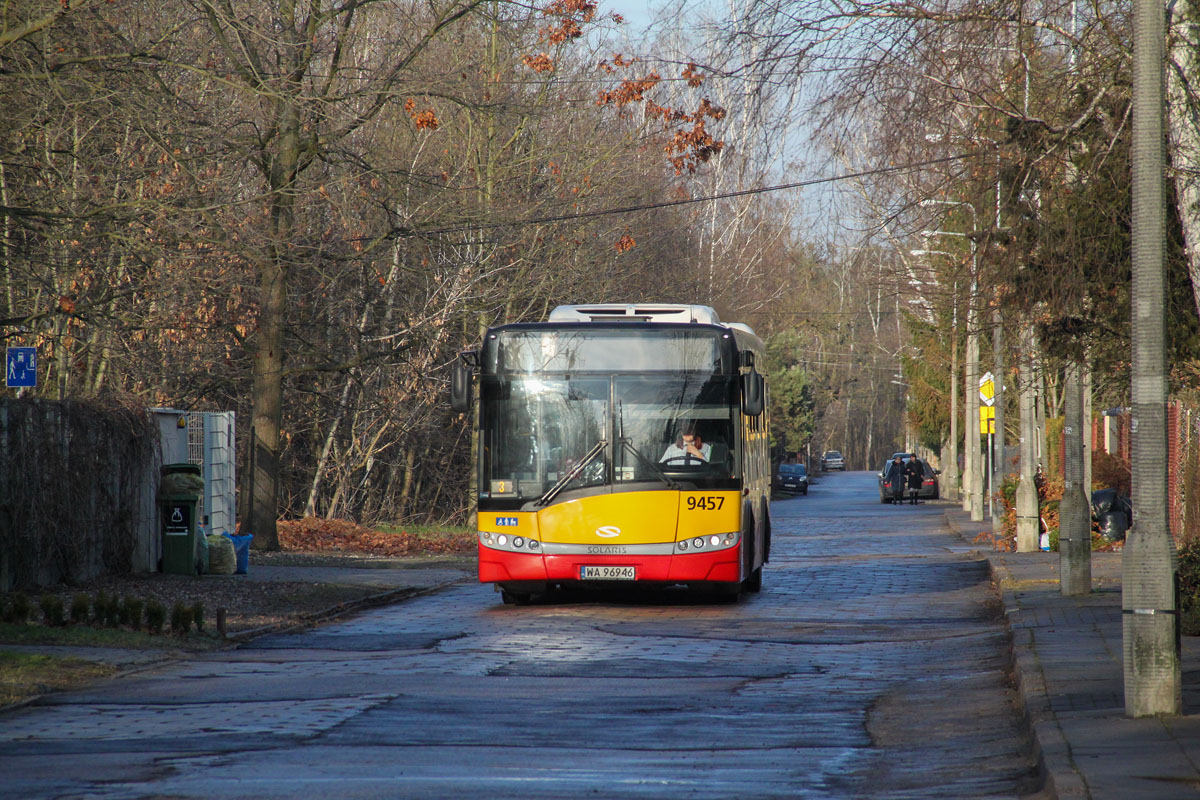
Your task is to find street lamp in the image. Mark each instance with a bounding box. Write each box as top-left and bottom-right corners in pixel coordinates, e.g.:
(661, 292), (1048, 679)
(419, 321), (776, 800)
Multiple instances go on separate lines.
(891, 378), (912, 452)
(918, 216), (985, 522)
(923, 205), (1009, 531)
(910, 246), (961, 506)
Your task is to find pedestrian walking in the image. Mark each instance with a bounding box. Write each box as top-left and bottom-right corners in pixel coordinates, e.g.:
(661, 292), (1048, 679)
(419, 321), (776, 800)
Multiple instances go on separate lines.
(905, 457), (924, 505)
(885, 455), (906, 504)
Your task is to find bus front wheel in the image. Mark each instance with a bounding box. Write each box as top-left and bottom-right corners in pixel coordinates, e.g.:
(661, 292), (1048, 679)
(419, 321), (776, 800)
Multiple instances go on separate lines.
(743, 566), (762, 593)
(710, 581), (742, 603)
(500, 588), (533, 605)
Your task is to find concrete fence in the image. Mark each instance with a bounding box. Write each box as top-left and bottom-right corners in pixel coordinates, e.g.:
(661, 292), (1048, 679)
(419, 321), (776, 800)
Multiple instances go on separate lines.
(0, 398), (160, 592)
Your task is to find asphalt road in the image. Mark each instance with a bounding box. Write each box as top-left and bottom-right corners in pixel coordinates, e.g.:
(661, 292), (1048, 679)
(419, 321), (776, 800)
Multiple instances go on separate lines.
(0, 471), (1044, 799)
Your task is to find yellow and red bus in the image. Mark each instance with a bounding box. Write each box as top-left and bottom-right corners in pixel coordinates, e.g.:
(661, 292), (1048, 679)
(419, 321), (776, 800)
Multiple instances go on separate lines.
(451, 304), (770, 604)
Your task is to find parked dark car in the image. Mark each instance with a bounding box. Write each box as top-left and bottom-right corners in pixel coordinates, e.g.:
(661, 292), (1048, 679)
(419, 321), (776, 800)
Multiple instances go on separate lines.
(775, 463), (809, 495)
(878, 456), (940, 503)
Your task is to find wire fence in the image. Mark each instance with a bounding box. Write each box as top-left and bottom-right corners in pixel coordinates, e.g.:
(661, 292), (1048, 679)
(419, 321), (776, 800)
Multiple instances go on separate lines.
(1057, 399), (1200, 543)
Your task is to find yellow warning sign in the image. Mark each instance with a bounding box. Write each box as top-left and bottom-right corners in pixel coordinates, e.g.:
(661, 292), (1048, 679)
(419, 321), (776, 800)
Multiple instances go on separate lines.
(979, 371), (995, 407)
(980, 405), (995, 434)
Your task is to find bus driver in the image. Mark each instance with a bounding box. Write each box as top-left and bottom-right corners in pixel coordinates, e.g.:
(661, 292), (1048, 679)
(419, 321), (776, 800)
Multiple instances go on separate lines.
(661, 425), (711, 465)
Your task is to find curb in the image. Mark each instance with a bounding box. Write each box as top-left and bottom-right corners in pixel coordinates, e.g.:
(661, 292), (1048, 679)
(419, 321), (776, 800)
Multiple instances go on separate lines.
(986, 554), (1088, 799)
(942, 509), (1084, 800)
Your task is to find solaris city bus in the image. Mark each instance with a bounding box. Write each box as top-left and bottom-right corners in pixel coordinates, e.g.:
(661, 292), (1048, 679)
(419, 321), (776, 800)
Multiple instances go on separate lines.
(450, 304), (771, 604)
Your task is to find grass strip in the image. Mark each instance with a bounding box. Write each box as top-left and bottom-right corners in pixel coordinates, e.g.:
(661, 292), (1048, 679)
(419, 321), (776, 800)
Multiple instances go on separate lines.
(0, 651), (117, 707)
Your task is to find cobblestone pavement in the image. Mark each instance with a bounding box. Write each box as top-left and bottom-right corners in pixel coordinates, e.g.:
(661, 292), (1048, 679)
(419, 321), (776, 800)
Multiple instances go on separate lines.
(0, 472), (1043, 799)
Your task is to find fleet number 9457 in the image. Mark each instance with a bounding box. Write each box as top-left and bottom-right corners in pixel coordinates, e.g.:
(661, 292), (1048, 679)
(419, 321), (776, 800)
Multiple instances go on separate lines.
(686, 496), (724, 511)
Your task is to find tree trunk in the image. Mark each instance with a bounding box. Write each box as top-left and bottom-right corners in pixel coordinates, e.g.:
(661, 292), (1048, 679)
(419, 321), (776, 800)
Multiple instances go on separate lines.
(248, 97), (302, 551)
(248, 249), (287, 550)
(1168, 0), (1200, 322)
(399, 446), (416, 518)
(305, 377), (354, 517)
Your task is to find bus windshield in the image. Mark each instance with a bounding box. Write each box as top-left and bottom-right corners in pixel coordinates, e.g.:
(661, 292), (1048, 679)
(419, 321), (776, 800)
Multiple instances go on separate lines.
(481, 376), (609, 502)
(486, 328), (733, 375)
(614, 376), (735, 481)
(480, 373), (737, 503)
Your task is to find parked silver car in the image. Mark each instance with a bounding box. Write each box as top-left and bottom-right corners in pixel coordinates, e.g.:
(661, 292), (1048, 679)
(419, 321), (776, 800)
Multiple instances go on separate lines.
(821, 450), (845, 471)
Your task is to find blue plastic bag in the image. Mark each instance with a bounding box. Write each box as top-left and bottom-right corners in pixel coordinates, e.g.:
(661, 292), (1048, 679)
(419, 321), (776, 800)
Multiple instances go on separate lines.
(222, 533), (254, 574)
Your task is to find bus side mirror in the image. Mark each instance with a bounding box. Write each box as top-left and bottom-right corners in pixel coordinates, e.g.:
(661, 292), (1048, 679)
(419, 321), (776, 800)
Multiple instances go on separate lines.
(450, 351), (477, 412)
(742, 370), (764, 416)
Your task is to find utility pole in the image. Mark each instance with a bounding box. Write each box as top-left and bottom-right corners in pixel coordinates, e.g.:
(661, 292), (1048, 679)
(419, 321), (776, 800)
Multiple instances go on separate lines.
(1125, 0), (1181, 716)
(948, 290), (960, 503)
(912, 242), (961, 501)
(965, 301), (983, 521)
(1059, 361), (1091, 595)
(1016, 321), (1040, 551)
(1082, 359), (1093, 501)
(992, 309), (1006, 535)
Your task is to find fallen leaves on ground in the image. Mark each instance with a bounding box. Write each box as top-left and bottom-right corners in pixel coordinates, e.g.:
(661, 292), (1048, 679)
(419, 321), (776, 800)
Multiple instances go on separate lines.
(276, 517), (475, 557)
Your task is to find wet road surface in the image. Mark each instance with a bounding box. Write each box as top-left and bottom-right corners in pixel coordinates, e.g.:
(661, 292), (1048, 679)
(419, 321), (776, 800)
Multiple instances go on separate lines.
(1, 472), (1043, 799)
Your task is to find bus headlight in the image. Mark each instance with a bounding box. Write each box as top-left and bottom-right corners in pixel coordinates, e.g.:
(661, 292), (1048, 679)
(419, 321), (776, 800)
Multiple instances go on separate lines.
(675, 531), (739, 554)
(479, 531), (542, 553)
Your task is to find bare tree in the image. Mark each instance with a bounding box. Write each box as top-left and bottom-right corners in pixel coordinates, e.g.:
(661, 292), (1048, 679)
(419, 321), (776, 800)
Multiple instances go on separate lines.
(1168, 0), (1200, 321)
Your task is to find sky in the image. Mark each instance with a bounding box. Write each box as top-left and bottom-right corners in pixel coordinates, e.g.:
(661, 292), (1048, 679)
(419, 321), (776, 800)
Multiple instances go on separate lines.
(599, 0), (657, 34)
(585, 0), (842, 239)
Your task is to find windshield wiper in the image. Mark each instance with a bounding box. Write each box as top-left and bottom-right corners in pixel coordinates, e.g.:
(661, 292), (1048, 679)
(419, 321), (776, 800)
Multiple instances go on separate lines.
(620, 439), (681, 490)
(535, 438), (607, 507)
(617, 402), (679, 490)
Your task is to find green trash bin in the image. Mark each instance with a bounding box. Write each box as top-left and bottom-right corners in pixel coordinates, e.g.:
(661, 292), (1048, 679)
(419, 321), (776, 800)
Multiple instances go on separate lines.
(160, 464), (203, 575)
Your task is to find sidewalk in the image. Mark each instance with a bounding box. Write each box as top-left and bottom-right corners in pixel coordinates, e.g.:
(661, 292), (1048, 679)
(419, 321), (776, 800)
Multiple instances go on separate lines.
(944, 507), (1200, 799)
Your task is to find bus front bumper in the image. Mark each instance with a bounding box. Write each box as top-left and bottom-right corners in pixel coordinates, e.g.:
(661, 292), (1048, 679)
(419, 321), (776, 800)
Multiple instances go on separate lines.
(478, 544), (741, 585)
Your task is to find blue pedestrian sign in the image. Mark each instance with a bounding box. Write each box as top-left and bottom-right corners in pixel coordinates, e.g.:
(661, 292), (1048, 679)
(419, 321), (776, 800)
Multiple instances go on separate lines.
(6, 347), (37, 388)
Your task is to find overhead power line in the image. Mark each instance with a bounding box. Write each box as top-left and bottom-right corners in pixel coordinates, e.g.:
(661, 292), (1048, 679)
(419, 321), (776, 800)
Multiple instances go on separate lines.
(390, 153), (972, 239)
